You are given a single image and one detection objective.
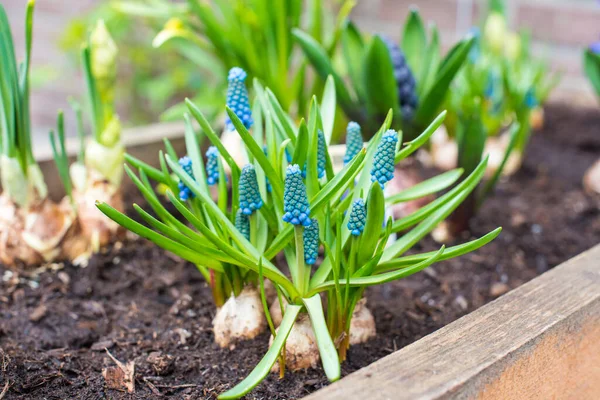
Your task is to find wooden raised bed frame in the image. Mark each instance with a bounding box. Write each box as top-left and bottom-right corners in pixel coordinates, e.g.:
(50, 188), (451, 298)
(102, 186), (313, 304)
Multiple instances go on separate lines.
(32, 122), (600, 399)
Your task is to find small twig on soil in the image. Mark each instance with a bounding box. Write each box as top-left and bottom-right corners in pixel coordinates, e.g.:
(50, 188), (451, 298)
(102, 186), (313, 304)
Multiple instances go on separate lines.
(0, 381), (10, 400)
(142, 377), (162, 396)
(154, 383), (197, 390)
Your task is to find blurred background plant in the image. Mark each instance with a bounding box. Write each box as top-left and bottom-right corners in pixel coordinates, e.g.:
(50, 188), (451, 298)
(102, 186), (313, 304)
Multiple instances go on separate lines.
(428, 0), (561, 240)
(114, 0), (351, 126)
(294, 8), (475, 141)
(59, 2), (219, 125)
(582, 37), (600, 195)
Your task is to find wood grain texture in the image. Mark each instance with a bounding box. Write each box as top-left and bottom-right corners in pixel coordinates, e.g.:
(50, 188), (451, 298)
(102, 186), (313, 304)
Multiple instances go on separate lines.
(304, 244), (600, 400)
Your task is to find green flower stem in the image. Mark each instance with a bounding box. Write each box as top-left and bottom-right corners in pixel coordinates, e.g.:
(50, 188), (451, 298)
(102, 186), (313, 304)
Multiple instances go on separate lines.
(211, 269), (227, 308)
(294, 225), (307, 295)
(249, 213), (258, 248)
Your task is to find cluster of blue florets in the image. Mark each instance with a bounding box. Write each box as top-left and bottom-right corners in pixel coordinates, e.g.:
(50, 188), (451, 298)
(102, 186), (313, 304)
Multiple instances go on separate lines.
(235, 209), (250, 240)
(344, 122), (363, 165)
(347, 199), (367, 236)
(282, 164), (311, 226)
(178, 156), (195, 201)
(303, 218), (320, 265)
(205, 146), (220, 186)
(381, 36), (418, 120)
(371, 129), (398, 188)
(225, 67), (253, 132)
(239, 164), (263, 215)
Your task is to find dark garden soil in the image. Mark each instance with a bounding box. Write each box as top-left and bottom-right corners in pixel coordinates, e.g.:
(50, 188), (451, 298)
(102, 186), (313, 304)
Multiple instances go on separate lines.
(1, 104), (600, 399)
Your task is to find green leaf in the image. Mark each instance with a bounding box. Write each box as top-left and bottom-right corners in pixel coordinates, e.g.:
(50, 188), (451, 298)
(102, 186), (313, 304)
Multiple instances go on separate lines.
(183, 113), (209, 194)
(418, 23), (440, 96)
(309, 246), (445, 293)
(477, 122), (520, 206)
(456, 107), (486, 176)
(387, 168), (463, 204)
(376, 227), (502, 272)
(293, 119), (309, 168)
(401, 8), (427, 77)
(321, 75), (336, 144)
(303, 295), (340, 382)
(124, 153), (168, 185)
(226, 106), (284, 204)
(383, 158), (488, 260)
(357, 182), (385, 266)
(341, 21), (366, 102)
(415, 36), (475, 126)
(96, 202), (225, 271)
(584, 49), (600, 98)
(217, 304), (302, 399)
(395, 110), (447, 163)
(292, 28), (354, 113)
(363, 35), (399, 118)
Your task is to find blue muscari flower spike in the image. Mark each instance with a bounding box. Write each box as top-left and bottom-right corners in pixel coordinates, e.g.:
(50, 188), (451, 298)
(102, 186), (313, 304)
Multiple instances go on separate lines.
(344, 122), (363, 165)
(225, 67), (253, 132)
(205, 146), (220, 186)
(524, 88), (538, 109)
(303, 218), (320, 265)
(239, 164), (263, 215)
(380, 35), (418, 120)
(235, 209), (250, 241)
(347, 199), (367, 236)
(371, 129), (398, 189)
(178, 156), (195, 201)
(317, 129), (326, 178)
(282, 164), (311, 226)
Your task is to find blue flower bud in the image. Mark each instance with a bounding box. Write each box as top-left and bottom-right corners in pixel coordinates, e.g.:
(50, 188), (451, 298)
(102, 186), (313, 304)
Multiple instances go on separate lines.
(235, 209), (250, 241)
(303, 218), (320, 265)
(347, 199), (366, 236)
(178, 156), (195, 201)
(380, 35), (418, 120)
(225, 67), (253, 132)
(524, 88), (538, 109)
(344, 122), (363, 165)
(205, 146), (220, 186)
(317, 129), (326, 178)
(370, 129), (398, 188)
(282, 164), (311, 226)
(239, 164), (263, 215)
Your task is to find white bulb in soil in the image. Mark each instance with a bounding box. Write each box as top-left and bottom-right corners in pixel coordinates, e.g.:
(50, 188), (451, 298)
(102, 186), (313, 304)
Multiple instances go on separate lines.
(270, 314), (320, 372)
(349, 298), (376, 345)
(484, 136), (522, 178)
(584, 159), (600, 195)
(429, 126), (458, 172)
(212, 287), (267, 348)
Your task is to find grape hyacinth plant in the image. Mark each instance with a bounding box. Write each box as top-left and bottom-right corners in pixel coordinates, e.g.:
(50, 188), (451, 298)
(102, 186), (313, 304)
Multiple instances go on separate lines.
(98, 71), (501, 398)
(430, 0), (561, 239)
(294, 8), (475, 140)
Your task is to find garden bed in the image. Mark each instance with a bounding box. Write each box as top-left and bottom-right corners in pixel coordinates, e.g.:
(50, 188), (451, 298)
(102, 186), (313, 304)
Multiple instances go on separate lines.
(0, 103), (599, 399)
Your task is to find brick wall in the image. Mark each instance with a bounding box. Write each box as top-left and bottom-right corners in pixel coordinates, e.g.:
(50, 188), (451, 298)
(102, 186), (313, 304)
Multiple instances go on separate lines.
(351, 0), (600, 104)
(2, 0), (599, 142)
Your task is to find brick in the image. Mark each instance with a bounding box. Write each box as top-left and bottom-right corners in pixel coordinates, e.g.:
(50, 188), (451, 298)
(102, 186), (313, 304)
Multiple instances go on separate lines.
(515, 2), (600, 47)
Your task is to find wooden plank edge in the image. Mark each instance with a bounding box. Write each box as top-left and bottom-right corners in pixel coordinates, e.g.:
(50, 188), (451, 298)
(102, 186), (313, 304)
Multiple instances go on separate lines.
(303, 244), (600, 400)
